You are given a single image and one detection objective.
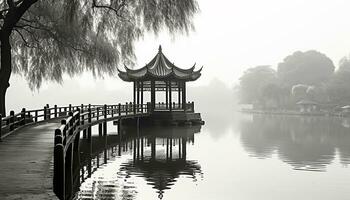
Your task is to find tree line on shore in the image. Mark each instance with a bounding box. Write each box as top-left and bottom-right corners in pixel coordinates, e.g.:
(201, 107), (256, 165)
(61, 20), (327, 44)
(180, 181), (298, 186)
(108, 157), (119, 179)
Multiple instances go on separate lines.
(238, 50), (350, 110)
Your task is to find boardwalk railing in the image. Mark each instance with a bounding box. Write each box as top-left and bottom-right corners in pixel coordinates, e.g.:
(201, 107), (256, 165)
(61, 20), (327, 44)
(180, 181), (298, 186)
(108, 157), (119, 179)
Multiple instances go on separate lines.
(53, 103), (150, 200)
(0, 104), (104, 141)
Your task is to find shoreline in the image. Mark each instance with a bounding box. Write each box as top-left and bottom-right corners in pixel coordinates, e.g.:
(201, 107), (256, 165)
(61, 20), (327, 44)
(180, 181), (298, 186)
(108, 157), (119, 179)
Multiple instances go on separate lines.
(240, 109), (345, 118)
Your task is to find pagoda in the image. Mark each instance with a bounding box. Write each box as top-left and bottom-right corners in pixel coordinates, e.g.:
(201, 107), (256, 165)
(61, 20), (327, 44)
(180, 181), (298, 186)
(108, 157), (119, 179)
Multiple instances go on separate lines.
(118, 45), (203, 126)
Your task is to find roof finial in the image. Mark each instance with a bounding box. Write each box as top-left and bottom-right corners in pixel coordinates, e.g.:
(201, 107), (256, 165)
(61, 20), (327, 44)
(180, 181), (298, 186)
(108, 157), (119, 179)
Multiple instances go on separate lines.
(158, 45), (162, 52)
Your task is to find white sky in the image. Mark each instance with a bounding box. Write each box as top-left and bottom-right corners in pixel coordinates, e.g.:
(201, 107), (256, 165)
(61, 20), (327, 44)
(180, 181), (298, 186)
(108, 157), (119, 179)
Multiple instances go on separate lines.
(133, 0), (350, 85)
(7, 0), (350, 110)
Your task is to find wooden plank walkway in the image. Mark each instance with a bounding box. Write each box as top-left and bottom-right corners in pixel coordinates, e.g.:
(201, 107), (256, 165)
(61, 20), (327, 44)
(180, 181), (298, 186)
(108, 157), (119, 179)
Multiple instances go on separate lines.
(0, 120), (60, 200)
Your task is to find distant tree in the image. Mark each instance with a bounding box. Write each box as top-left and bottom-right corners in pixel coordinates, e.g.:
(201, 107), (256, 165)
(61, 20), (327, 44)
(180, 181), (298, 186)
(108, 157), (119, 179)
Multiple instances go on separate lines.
(0, 0), (199, 115)
(277, 50), (335, 87)
(239, 65), (277, 104)
(327, 56), (350, 103)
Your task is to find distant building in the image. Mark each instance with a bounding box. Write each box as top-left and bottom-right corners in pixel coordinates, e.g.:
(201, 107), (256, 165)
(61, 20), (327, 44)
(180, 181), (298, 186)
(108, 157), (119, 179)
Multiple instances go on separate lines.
(296, 99), (319, 113)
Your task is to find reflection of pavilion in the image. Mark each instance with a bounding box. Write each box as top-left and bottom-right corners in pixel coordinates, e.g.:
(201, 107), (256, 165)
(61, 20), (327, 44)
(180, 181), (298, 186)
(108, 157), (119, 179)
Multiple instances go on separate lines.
(120, 125), (202, 199)
(77, 125), (202, 200)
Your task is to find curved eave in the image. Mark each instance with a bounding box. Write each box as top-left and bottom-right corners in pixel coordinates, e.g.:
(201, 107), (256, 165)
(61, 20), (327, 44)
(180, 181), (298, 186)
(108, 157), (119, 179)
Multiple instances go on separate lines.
(118, 66), (203, 82)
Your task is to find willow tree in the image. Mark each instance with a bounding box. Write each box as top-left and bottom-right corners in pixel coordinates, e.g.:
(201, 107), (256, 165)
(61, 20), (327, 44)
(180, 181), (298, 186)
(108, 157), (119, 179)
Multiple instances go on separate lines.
(0, 0), (199, 116)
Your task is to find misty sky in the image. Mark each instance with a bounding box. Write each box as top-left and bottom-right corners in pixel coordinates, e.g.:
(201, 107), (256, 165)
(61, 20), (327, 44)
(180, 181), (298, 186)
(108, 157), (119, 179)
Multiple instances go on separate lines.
(7, 0), (350, 110)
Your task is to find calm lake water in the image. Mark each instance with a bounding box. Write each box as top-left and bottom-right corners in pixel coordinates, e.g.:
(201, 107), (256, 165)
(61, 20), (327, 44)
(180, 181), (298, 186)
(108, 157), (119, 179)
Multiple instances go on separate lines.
(74, 112), (350, 200)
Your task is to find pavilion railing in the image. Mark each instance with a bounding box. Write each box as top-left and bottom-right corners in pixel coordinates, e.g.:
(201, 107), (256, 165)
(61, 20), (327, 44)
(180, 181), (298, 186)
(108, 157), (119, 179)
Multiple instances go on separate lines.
(153, 102), (195, 112)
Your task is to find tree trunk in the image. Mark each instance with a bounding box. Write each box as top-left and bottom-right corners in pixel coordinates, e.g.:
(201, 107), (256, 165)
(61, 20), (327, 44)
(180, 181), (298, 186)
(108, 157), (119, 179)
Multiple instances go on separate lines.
(0, 33), (12, 116)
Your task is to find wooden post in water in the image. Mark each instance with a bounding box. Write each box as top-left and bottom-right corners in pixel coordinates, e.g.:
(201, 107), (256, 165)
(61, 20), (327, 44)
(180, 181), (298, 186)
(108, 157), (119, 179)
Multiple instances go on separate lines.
(118, 119), (122, 156)
(169, 138), (173, 160)
(98, 123), (102, 137)
(73, 133), (81, 189)
(65, 145), (73, 200)
(82, 113), (86, 138)
(21, 108), (26, 125)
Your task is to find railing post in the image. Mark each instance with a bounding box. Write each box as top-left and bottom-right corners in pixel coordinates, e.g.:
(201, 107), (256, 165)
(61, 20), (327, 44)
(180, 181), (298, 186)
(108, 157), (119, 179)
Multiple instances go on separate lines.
(96, 107), (99, 120)
(35, 110), (38, 122)
(44, 106), (47, 120)
(125, 103), (128, 115)
(81, 104), (84, 113)
(104, 104), (107, 119)
(53, 128), (65, 199)
(21, 108), (26, 125)
(133, 102), (136, 114)
(46, 104), (51, 119)
(54, 105), (58, 118)
(69, 112), (73, 135)
(0, 114), (2, 141)
(69, 104), (72, 112)
(9, 110), (14, 131)
(118, 103), (121, 116)
(192, 101), (194, 112)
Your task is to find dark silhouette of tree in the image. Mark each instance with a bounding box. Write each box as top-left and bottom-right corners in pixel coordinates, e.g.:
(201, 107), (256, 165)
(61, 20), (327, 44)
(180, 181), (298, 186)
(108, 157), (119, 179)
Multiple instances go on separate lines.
(239, 65), (277, 104)
(277, 50), (335, 87)
(0, 0), (199, 115)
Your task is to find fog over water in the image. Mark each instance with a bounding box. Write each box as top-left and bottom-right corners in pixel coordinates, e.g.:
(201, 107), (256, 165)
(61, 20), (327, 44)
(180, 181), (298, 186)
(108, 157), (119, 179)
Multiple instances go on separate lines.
(5, 1), (350, 199)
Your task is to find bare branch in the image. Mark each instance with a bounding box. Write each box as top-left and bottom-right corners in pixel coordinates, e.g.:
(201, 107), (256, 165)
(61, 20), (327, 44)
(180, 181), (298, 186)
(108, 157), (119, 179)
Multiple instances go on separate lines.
(92, 0), (126, 17)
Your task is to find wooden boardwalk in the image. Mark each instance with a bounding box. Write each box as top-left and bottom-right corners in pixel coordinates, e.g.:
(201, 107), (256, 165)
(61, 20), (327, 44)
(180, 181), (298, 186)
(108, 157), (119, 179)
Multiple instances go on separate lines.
(0, 102), (198, 199)
(0, 120), (60, 200)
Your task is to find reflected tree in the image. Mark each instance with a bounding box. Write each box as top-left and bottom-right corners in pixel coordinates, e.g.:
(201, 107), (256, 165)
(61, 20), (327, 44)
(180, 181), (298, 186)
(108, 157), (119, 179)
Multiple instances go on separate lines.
(0, 0), (199, 115)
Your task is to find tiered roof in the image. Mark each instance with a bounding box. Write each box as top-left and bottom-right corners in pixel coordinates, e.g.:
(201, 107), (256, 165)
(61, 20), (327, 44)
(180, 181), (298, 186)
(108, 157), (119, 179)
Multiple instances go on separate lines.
(118, 45), (202, 82)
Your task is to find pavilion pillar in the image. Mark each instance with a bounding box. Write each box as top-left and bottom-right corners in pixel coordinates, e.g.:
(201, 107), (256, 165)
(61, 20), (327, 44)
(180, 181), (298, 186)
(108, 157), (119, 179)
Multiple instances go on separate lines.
(169, 81), (172, 111)
(133, 82), (136, 107)
(165, 81), (169, 109)
(178, 82), (181, 109)
(137, 82), (140, 112)
(151, 80), (155, 112)
(141, 82), (144, 106)
(182, 82), (186, 111)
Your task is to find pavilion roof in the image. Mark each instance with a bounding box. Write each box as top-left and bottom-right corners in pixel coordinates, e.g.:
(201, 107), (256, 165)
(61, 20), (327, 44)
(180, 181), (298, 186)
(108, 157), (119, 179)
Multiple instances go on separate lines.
(118, 45), (202, 82)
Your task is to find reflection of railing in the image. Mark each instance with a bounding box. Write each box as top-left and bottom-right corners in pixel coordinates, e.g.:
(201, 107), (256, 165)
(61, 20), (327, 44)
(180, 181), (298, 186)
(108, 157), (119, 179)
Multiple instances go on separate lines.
(153, 102), (195, 112)
(53, 103), (150, 200)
